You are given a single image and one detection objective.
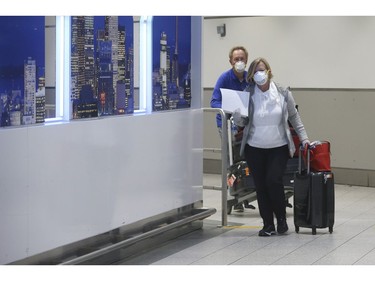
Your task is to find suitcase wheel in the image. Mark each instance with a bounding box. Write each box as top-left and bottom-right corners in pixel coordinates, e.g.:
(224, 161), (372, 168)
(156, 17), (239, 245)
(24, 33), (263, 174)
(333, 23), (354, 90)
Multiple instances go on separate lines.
(295, 226), (299, 233)
(329, 226), (333, 234)
(286, 199), (293, 208)
(312, 227), (317, 235)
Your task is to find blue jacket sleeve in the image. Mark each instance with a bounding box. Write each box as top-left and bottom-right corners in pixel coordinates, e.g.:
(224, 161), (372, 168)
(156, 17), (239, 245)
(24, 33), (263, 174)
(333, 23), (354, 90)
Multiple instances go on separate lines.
(210, 73), (226, 108)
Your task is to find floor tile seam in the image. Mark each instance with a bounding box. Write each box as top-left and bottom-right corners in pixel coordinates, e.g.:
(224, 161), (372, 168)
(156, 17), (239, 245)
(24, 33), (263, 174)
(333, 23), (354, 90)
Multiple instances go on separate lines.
(233, 244), (308, 266)
(193, 228), (287, 265)
(354, 245), (375, 265)
(264, 234), (326, 265)
(268, 229), (348, 265)
(311, 244), (351, 265)
(274, 234), (350, 265)
(178, 238), (243, 254)
(319, 203), (375, 227)
(226, 233), (300, 265)
(335, 190), (375, 206)
(190, 234), (254, 265)
(334, 198), (375, 213)
(311, 223), (375, 265)
(315, 245), (375, 266)
(227, 237), (285, 265)
(343, 204), (375, 222)
(191, 240), (269, 265)
(339, 222), (375, 242)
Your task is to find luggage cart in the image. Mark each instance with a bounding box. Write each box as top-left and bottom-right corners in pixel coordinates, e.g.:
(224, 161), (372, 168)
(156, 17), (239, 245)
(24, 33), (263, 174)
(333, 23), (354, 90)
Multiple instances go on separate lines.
(226, 118), (297, 215)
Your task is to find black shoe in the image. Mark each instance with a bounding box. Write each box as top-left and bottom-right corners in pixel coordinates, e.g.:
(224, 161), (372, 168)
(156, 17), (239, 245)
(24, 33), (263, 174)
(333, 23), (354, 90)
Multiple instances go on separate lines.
(277, 218), (289, 234)
(258, 225), (276, 237)
(234, 203), (244, 212)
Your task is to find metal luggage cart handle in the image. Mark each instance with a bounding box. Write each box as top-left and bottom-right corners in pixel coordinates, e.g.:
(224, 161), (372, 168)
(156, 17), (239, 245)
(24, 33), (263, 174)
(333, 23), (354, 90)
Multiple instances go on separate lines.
(202, 108), (229, 226)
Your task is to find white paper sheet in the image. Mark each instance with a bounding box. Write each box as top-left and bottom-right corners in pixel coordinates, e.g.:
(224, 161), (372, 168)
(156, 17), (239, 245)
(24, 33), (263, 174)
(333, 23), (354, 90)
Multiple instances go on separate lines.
(220, 88), (249, 116)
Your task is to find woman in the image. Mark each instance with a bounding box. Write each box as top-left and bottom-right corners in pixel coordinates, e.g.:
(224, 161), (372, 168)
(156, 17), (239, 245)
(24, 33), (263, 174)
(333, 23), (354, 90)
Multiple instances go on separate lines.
(233, 57), (310, 236)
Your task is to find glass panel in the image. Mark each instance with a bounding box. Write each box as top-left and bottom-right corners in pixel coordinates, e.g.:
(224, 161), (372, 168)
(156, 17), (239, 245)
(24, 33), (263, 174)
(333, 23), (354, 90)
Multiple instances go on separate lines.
(152, 16), (191, 111)
(0, 16), (47, 127)
(70, 16), (134, 119)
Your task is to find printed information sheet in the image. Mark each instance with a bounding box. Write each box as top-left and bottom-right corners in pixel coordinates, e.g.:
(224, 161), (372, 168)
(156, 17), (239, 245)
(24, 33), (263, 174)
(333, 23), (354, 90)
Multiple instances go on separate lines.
(220, 88), (249, 116)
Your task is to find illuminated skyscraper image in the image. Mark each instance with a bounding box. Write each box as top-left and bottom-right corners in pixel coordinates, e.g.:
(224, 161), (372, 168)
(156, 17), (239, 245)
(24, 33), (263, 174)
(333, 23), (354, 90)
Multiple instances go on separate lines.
(71, 16), (134, 119)
(152, 16), (191, 111)
(159, 31), (169, 109)
(0, 16), (45, 127)
(23, 57), (36, 125)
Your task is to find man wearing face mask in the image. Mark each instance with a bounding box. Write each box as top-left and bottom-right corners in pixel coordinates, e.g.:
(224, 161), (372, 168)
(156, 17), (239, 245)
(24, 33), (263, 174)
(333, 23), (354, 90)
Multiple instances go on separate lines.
(211, 46), (249, 136)
(210, 46), (249, 212)
(233, 57), (310, 236)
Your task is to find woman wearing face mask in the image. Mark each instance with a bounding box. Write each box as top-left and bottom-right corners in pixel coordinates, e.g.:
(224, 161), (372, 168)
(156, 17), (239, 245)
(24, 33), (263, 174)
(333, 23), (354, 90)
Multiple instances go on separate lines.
(233, 57), (310, 236)
(210, 46), (249, 212)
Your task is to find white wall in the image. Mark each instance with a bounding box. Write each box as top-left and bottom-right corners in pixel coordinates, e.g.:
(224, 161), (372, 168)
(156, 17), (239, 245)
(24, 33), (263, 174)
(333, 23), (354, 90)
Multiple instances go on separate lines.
(203, 16), (375, 89)
(202, 16), (375, 185)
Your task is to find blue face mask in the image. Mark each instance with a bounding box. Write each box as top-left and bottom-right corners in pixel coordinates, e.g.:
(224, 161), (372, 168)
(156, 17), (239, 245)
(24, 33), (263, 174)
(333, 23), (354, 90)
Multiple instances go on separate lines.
(253, 70), (268, 85)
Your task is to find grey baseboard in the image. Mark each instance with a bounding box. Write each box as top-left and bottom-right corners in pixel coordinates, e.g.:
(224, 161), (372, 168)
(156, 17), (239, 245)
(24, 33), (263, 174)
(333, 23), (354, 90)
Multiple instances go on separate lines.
(10, 202), (215, 265)
(203, 158), (375, 188)
(332, 167), (375, 187)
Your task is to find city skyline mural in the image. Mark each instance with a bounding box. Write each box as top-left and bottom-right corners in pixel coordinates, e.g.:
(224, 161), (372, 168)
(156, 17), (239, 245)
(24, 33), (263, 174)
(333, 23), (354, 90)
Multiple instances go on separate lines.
(71, 16), (134, 119)
(152, 16), (191, 111)
(0, 16), (192, 128)
(0, 16), (46, 127)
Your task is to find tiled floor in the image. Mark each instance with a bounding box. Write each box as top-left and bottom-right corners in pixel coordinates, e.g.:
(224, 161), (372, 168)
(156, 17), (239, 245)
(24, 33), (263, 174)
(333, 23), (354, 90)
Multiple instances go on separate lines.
(120, 173), (375, 266)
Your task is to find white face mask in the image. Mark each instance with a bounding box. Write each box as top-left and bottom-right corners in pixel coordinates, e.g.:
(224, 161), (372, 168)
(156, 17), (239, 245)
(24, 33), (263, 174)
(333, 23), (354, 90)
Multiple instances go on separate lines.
(234, 61), (246, 73)
(253, 70), (268, 85)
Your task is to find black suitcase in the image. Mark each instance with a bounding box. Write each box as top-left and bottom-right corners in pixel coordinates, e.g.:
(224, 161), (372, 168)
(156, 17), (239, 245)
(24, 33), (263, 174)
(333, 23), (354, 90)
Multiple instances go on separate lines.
(293, 146), (335, 235)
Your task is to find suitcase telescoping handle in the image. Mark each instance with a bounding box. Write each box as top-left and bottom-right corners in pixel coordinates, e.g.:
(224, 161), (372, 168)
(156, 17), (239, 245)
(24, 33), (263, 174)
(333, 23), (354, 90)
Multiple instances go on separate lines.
(299, 144), (310, 174)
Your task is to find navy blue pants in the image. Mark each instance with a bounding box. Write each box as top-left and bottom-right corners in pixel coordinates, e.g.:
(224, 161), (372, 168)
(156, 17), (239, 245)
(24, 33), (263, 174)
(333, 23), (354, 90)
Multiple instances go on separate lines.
(244, 144), (290, 226)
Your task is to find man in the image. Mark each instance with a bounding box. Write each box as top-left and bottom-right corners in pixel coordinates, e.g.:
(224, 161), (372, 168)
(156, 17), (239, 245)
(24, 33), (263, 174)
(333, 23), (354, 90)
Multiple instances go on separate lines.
(210, 46), (249, 212)
(211, 46), (249, 134)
